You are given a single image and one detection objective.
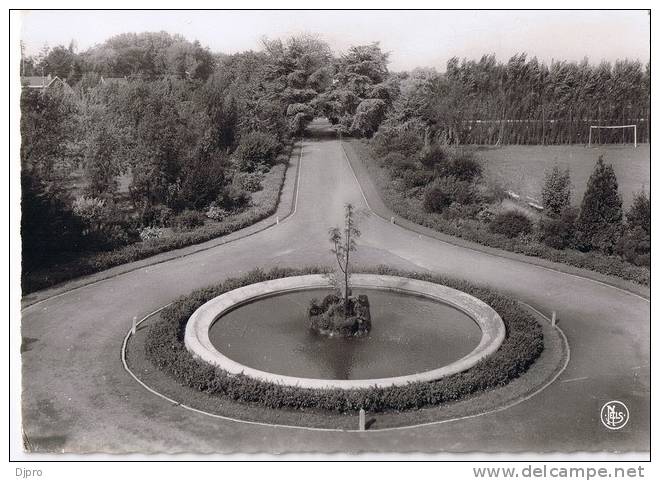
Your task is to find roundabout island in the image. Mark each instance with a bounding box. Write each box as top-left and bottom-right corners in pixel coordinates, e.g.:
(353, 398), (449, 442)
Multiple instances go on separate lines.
(184, 274), (506, 389)
(125, 265), (567, 430)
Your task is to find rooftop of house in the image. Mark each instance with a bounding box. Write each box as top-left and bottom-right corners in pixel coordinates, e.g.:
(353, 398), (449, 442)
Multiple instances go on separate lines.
(21, 75), (65, 88)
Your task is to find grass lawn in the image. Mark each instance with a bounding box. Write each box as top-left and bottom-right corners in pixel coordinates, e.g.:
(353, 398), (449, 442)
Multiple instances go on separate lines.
(476, 144), (650, 208)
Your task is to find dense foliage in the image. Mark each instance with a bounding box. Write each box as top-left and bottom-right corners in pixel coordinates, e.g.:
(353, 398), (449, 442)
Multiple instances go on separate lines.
(349, 140), (649, 285)
(21, 32), (314, 291)
(489, 211), (533, 239)
(616, 192), (651, 267)
(23, 152), (290, 293)
(144, 266), (544, 412)
(317, 43), (394, 136)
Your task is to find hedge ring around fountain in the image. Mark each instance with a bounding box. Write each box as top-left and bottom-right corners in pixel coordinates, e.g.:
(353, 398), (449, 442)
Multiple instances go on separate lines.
(184, 274), (506, 390)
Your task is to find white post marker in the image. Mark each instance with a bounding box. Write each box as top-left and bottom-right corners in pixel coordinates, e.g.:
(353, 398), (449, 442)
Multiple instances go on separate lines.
(359, 408), (366, 431)
(276, 216), (279, 225)
(551, 311), (557, 327)
(132, 316), (137, 335)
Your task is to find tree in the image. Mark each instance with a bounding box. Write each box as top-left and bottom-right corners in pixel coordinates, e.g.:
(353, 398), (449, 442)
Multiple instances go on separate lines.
(321, 42), (392, 135)
(328, 203), (361, 316)
(40, 43), (78, 80)
(79, 103), (123, 196)
(541, 164), (571, 216)
(261, 34), (333, 134)
(575, 156), (623, 253)
(350, 98), (386, 137)
(20, 87), (78, 181)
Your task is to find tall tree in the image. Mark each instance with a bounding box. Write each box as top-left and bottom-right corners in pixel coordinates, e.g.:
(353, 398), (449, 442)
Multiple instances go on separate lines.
(575, 156), (623, 253)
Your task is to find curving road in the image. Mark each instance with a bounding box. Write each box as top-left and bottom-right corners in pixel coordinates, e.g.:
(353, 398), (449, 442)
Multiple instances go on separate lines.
(20, 120), (649, 455)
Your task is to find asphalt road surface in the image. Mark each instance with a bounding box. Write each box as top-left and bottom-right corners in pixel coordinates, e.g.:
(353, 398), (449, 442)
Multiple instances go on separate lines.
(19, 120), (650, 455)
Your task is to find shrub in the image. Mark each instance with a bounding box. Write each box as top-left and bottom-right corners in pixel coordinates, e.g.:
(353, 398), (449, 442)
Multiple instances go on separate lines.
(176, 156), (227, 211)
(423, 176), (476, 213)
(617, 226), (651, 267)
(233, 171), (263, 193)
(538, 207), (578, 250)
(144, 266), (543, 413)
(171, 210), (206, 231)
(419, 144), (449, 170)
(402, 169), (435, 189)
(101, 223), (135, 248)
(72, 196), (108, 225)
(72, 195), (135, 249)
(205, 204), (228, 222)
(371, 126), (424, 158)
(447, 151), (482, 182)
(139, 226), (165, 241)
(442, 202), (482, 222)
(381, 152), (406, 168)
(217, 185), (250, 212)
(386, 153), (417, 178)
(141, 204), (173, 228)
(234, 131), (281, 171)
(541, 164), (571, 216)
(489, 211), (533, 238)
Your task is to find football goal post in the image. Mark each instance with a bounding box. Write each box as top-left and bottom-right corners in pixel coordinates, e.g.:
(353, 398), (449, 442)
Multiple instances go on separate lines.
(588, 125), (637, 148)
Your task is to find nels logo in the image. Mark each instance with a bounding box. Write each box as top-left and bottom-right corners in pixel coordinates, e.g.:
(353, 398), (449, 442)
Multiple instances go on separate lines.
(600, 400), (629, 430)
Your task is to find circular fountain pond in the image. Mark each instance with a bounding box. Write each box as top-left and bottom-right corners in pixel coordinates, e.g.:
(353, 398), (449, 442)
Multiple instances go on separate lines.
(185, 274), (506, 389)
(209, 288), (481, 380)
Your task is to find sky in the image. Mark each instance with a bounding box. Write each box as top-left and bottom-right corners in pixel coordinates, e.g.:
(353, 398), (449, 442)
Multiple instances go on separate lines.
(18, 10), (650, 71)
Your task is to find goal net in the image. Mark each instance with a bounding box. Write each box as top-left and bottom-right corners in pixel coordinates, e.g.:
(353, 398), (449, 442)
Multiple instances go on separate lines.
(588, 125), (637, 148)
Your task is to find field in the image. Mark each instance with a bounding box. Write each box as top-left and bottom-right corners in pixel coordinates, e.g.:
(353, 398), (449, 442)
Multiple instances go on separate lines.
(476, 143), (650, 208)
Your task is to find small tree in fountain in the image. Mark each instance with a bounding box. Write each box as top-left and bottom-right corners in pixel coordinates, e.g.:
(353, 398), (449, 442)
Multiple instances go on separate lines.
(328, 203), (360, 315)
(308, 203), (371, 337)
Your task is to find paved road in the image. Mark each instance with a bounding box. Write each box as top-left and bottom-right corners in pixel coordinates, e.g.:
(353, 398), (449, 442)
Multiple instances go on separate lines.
(19, 120), (649, 455)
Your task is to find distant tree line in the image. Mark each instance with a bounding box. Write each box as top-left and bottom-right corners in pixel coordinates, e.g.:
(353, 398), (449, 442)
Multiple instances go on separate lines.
(375, 54), (649, 147)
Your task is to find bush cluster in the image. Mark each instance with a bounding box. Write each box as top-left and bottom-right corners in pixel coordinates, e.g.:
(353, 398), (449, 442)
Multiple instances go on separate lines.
(349, 141), (650, 285)
(234, 131), (282, 172)
(423, 176), (476, 213)
(489, 211), (533, 238)
(234, 171), (264, 193)
(144, 266), (544, 413)
(23, 159), (290, 293)
(141, 204), (174, 228)
(371, 125), (424, 159)
(171, 210), (206, 231)
(216, 184), (251, 212)
(538, 207), (578, 250)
